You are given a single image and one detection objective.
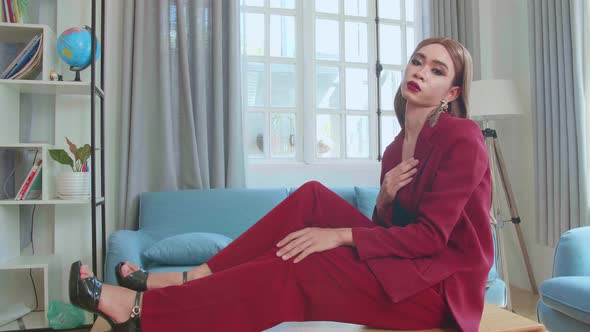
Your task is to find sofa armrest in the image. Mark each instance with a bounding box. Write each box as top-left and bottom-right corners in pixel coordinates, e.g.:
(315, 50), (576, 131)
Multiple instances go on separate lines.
(540, 276), (590, 324)
(104, 230), (155, 285)
(554, 226), (590, 277)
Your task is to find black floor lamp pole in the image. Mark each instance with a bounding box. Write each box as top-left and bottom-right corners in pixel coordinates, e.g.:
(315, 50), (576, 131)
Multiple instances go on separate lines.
(483, 128), (539, 297)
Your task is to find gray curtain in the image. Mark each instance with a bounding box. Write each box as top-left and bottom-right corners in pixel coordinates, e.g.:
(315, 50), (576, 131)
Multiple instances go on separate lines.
(423, 0), (480, 80)
(529, 0), (587, 246)
(119, 0), (245, 230)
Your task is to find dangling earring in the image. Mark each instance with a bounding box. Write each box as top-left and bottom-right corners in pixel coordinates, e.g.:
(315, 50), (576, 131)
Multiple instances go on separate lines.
(429, 99), (448, 127)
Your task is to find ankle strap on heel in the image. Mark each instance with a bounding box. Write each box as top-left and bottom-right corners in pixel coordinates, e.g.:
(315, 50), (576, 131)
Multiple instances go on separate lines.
(131, 292), (141, 318)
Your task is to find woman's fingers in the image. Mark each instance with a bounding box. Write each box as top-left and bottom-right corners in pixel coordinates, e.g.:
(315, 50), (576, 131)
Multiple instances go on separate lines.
(277, 228), (308, 247)
(399, 177), (414, 188)
(277, 236), (308, 257)
(399, 167), (418, 180)
(293, 247), (315, 263)
(276, 228), (313, 258)
(400, 158), (419, 173)
(280, 239), (313, 260)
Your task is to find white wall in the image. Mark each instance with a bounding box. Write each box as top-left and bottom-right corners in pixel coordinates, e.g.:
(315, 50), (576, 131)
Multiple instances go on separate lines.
(478, 0), (555, 292)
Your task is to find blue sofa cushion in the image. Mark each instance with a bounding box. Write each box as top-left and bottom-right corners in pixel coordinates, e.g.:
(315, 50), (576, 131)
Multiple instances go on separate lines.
(354, 186), (379, 219)
(540, 276), (590, 324)
(142, 232), (232, 266)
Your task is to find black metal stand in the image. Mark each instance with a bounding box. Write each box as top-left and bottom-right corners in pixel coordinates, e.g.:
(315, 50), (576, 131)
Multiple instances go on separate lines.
(90, 0), (106, 282)
(482, 128), (538, 300)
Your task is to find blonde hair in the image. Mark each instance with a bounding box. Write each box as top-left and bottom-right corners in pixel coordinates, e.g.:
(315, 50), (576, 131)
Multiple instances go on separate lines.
(394, 37), (473, 126)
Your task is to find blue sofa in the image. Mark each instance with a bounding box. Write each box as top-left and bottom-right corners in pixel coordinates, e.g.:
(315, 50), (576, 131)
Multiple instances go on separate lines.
(105, 186), (506, 307)
(537, 226), (590, 331)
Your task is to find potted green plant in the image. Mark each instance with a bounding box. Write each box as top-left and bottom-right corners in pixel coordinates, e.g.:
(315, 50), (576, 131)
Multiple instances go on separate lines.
(49, 137), (91, 199)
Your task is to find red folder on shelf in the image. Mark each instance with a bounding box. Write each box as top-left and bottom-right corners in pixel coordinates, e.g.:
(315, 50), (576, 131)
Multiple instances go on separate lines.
(5, 0), (14, 23)
(15, 159), (42, 200)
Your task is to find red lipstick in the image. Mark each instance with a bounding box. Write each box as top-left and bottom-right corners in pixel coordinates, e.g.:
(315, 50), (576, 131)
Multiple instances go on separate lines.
(407, 81), (421, 92)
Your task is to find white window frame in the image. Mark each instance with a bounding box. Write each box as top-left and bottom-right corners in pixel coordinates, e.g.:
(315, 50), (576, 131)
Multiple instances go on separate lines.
(242, 0), (423, 167)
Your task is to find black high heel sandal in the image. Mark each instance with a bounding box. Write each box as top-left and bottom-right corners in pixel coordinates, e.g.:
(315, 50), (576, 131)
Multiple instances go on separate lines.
(115, 262), (149, 292)
(69, 261), (142, 332)
(116, 262), (188, 291)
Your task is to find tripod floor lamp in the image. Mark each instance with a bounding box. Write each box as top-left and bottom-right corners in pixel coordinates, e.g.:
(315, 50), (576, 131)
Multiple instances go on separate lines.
(470, 79), (538, 310)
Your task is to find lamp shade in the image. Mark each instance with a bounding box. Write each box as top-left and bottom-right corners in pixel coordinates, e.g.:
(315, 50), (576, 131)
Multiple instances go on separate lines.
(469, 79), (523, 120)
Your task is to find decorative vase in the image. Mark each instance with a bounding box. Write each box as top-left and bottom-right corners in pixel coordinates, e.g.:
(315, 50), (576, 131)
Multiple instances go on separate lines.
(56, 172), (90, 199)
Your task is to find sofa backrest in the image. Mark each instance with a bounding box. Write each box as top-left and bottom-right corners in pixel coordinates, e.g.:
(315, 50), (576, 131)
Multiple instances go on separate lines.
(139, 188), (289, 239)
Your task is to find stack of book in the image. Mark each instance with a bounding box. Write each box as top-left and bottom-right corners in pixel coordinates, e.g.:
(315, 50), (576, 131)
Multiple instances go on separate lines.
(0, 33), (42, 80)
(0, 0), (29, 23)
(15, 159), (42, 200)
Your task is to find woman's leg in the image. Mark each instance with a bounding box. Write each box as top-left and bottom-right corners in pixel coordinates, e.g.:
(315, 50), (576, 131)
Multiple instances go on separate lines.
(121, 181), (374, 287)
(118, 262), (211, 289)
(206, 181), (375, 272)
(140, 247), (449, 332)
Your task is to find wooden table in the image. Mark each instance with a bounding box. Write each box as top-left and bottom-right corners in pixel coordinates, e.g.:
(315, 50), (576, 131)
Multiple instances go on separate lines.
(91, 303), (545, 332)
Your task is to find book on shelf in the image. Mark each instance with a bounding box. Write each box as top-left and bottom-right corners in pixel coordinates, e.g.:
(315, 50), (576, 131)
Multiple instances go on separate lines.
(0, 0), (5, 23)
(3, 0), (13, 23)
(1, 0), (29, 23)
(0, 33), (42, 80)
(15, 159), (42, 201)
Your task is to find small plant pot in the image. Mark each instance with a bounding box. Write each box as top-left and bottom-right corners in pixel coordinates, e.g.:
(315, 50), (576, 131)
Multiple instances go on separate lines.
(57, 172), (90, 199)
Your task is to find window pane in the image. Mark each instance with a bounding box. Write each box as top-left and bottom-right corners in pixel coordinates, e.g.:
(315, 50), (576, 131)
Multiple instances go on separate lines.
(405, 0), (415, 22)
(247, 62), (265, 107)
(316, 114), (341, 158)
(270, 15), (296, 57)
(245, 13), (265, 56)
(379, 0), (400, 20)
(270, 64), (296, 107)
(344, 0), (367, 17)
(345, 68), (368, 110)
(316, 19), (340, 60)
(316, 66), (340, 109)
(247, 113), (265, 157)
(270, 113), (296, 158)
(316, 0), (339, 14)
(345, 21), (368, 63)
(380, 115), (402, 155)
(380, 24), (402, 65)
(406, 26), (415, 59)
(380, 70), (402, 110)
(270, 0), (295, 9)
(245, 0), (264, 7)
(346, 115), (369, 158)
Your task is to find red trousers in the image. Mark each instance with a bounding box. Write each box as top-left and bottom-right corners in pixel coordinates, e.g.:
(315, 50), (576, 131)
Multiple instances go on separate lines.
(141, 181), (450, 331)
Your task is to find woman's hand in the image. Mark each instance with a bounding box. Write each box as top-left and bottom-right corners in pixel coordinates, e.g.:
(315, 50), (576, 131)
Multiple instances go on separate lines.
(276, 228), (352, 263)
(377, 158), (419, 208)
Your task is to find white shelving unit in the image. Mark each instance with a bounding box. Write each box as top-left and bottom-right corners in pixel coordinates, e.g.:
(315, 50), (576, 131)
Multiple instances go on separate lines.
(0, 255), (59, 331)
(0, 23), (57, 81)
(0, 197), (104, 205)
(0, 1), (104, 330)
(0, 79), (94, 95)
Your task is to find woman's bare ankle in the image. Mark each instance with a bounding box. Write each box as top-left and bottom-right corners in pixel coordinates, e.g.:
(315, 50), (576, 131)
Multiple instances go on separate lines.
(187, 264), (212, 282)
(99, 285), (137, 324)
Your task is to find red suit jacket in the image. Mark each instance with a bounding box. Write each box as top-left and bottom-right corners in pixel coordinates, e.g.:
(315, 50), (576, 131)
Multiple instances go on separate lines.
(352, 112), (494, 332)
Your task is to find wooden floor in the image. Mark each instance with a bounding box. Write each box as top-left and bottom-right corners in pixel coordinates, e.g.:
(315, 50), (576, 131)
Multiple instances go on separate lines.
(510, 285), (540, 322)
(88, 286), (542, 332)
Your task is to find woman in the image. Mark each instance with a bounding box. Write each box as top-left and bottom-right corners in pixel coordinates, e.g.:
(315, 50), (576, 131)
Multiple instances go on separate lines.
(70, 37), (493, 332)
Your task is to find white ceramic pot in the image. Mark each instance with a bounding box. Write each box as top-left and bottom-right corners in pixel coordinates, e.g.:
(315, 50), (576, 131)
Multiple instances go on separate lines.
(57, 172), (90, 199)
